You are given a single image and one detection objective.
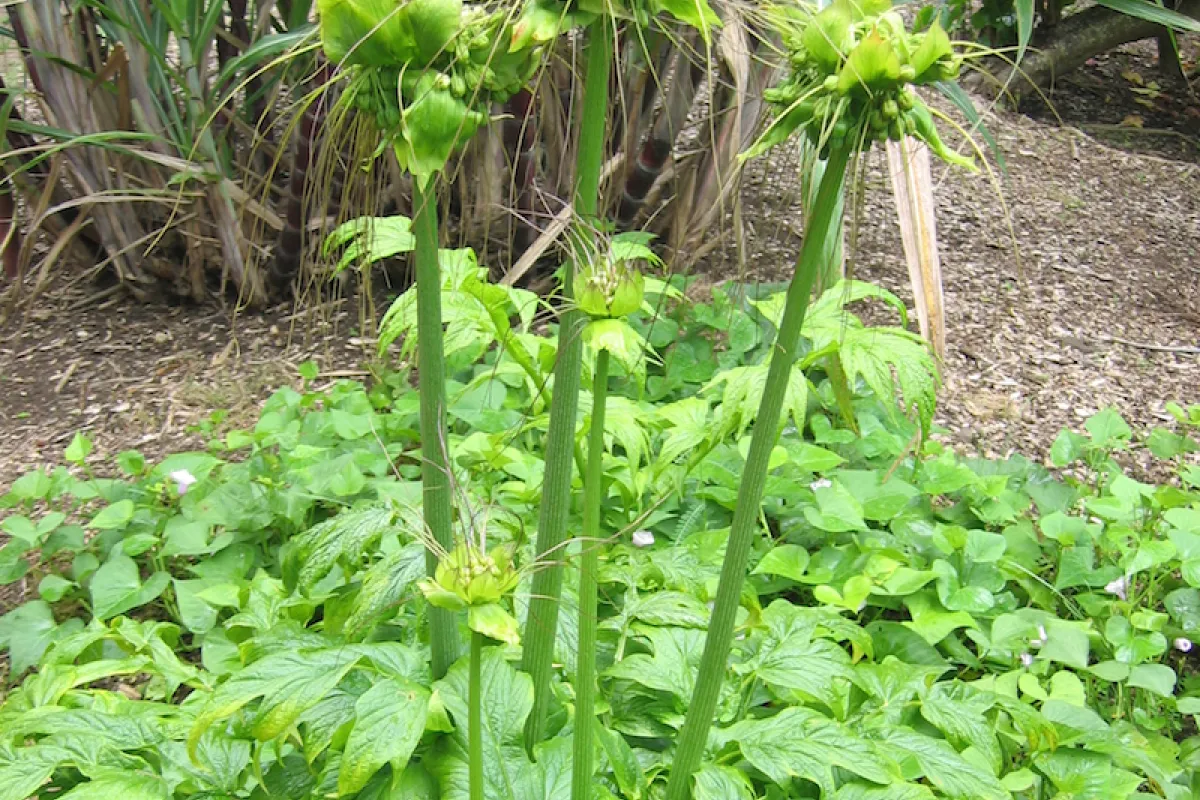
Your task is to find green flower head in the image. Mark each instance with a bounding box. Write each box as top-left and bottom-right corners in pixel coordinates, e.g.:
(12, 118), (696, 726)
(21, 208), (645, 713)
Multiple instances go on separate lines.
(745, 1), (974, 169)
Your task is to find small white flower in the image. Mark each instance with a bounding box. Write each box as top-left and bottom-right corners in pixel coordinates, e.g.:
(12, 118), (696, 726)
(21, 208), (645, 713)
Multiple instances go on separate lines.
(169, 469), (197, 495)
(1030, 624), (1048, 649)
(809, 478), (832, 491)
(1020, 652), (1034, 668)
(1175, 638), (1193, 653)
(1105, 575), (1129, 601)
(631, 530), (655, 548)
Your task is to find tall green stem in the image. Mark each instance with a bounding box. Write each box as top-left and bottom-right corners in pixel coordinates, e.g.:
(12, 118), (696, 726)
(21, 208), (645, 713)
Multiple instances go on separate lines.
(571, 348), (610, 800)
(469, 631), (484, 800)
(414, 180), (460, 680)
(663, 144), (852, 800)
(521, 16), (614, 750)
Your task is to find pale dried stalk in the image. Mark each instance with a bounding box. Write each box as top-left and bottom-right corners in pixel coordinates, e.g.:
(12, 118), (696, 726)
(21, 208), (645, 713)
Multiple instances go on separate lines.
(886, 137), (946, 359)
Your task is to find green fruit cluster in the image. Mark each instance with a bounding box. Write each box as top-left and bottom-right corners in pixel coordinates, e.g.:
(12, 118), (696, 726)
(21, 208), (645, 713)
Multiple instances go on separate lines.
(750, 0), (973, 168)
(576, 260), (645, 319)
(418, 542), (520, 610)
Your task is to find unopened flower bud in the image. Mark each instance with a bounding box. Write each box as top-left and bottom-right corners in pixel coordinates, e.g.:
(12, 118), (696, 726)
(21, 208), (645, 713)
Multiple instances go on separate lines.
(632, 530), (655, 548)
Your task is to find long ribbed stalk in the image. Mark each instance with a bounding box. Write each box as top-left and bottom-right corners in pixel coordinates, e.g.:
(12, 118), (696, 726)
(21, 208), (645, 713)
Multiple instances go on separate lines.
(663, 143), (852, 800)
(469, 631), (484, 800)
(571, 348), (610, 800)
(521, 16), (614, 750)
(414, 179), (460, 680)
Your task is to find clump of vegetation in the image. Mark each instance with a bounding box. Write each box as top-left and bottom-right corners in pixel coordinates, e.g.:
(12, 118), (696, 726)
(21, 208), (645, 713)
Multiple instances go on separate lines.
(1, 2), (1198, 800)
(2, 263), (1199, 797)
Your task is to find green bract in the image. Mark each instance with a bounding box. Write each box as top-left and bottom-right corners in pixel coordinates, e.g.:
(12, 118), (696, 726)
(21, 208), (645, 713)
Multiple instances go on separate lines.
(746, 1), (973, 169)
(318, 0), (462, 68)
(419, 542), (521, 645)
(577, 262), (645, 319)
(419, 542), (520, 609)
(321, 0), (542, 187)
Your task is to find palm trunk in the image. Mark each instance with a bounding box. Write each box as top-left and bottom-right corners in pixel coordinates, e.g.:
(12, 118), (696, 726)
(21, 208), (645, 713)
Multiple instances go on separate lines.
(502, 89), (539, 257)
(0, 170), (19, 281)
(617, 47), (702, 226)
(272, 62), (333, 290)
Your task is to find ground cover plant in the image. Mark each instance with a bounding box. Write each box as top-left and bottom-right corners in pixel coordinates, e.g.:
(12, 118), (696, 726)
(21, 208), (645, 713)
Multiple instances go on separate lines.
(1, 1), (1199, 799)
(2, 273), (1199, 799)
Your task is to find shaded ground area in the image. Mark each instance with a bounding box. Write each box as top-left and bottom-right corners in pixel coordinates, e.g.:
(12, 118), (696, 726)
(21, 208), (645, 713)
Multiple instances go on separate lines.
(2, 82), (1200, 489)
(1020, 37), (1200, 162)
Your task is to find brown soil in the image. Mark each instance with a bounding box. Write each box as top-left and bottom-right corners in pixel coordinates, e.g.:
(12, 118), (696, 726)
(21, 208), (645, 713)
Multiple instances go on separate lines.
(0, 298), (372, 488)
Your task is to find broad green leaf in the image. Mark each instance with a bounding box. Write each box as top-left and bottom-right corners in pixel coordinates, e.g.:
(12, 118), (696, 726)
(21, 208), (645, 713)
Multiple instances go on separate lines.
(0, 745), (65, 800)
(867, 621), (948, 667)
(832, 783), (934, 800)
(1169, 529), (1200, 586)
(1165, 587), (1200, 633)
(919, 455), (977, 495)
(1105, 615), (1167, 664)
(1050, 429), (1088, 467)
(37, 574), (75, 603)
(190, 727), (252, 793)
(56, 771), (167, 800)
(173, 578), (219, 634)
(753, 544), (810, 582)
(910, 20), (953, 80)
(1049, 671), (1087, 706)
(693, 763), (753, 800)
(8, 470), (52, 501)
(298, 675), (367, 762)
(902, 591), (977, 645)
(1090, 660), (1130, 681)
(804, 481), (867, 532)
(729, 706), (895, 792)
(1035, 748), (1142, 800)
(1084, 408), (1132, 447)
(879, 727), (1008, 800)
(89, 499), (135, 530)
(0, 600), (58, 675)
(190, 646), (362, 754)
(317, 0), (425, 66)
(338, 676), (431, 795)
(1124, 538), (1176, 576)
(64, 432), (93, 464)
(606, 626), (705, 700)
(803, 2), (855, 72)
(285, 504), (396, 593)
(406, 0), (464, 64)
(435, 646), (532, 747)
(90, 555), (170, 620)
(1039, 620), (1092, 670)
(965, 529), (1006, 563)
(596, 723), (644, 799)
(468, 603), (521, 646)
(1, 515), (38, 544)
(1177, 697), (1200, 715)
(919, 682), (1002, 771)
(746, 626), (855, 710)
(618, 591), (711, 629)
(1127, 663), (1177, 697)
(345, 542), (428, 637)
(429, 647), (537, 800)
